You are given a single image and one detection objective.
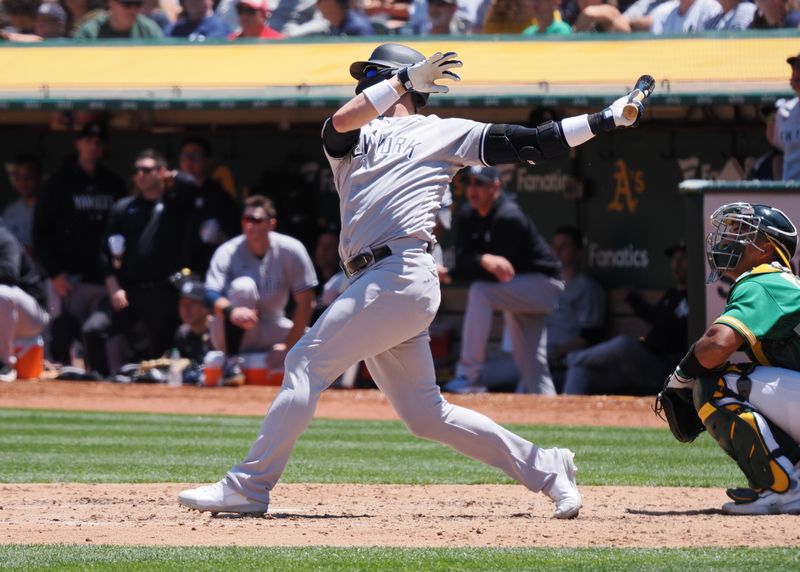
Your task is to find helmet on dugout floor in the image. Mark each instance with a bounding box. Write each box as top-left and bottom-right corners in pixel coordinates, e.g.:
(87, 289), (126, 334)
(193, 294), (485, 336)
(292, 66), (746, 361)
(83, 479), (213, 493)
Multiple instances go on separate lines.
(349, 43), (430, 108)
(706, 202), (798, 283)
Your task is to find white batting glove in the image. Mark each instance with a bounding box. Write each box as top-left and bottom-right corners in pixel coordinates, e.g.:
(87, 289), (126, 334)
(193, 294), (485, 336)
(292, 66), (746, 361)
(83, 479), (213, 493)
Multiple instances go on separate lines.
(607, 93), (644, 128)
(397, 52), (462, 94)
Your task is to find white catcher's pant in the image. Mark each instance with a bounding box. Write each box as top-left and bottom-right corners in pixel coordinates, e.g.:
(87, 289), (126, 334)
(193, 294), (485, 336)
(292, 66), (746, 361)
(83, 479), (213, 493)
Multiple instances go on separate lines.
(225, 244), (568, 504)
(721, 366), (800, 445)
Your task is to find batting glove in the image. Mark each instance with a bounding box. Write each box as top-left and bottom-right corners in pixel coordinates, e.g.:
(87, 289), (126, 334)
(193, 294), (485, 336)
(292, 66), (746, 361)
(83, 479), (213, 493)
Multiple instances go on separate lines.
(608, 93), (644, 128)
(397, 52), (462, 94)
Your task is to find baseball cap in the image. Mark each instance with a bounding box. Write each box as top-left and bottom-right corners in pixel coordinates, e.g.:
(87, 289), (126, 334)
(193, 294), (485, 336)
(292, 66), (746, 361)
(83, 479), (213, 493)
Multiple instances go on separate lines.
(664, 241), (686, 257)
(77, 122), (108, 142)
(237, 0), (268, 10)
(787, 52), (800, 67)
(38, 2), (67, 23)
(180, 279), (206, 302)
(467, 166), (500, 184)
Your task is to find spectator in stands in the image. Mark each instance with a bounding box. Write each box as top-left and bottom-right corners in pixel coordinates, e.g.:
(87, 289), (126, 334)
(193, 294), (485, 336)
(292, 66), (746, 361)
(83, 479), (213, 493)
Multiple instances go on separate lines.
(443, 166), (563, 395)
(83, 149), (185, 375)
(362, 0), (412, 33)
(3, 154), (42, 253)
(775, 54), (800, 182)
(572, 0), (632, 31)
(747, 103), (783, 181)
(74, 0), (165, 38)
(169, 0), (230, 38)
(2, 0), (39, 34)
(36, 2), (69, 37)
(205, 195), (317, 385)
(545, 226), (606, 394)
(404, 0), (471, 34)
(563, 242), (689, 395)
(481, 0), (536, 32)
(648, 0), (722, 32)
(749, 0), (800, 27)
(702, 0), (756, 28)
(32, 122), (127, 367)
(621, 0), (669, 30)
(267, 0), (329, 36)
(522, 0), (572, 33)
(140, 0), (174, 32)
(63, 0), (107, 36)
(229, 0), (284, 38)
(316, 0), (375, 34)
(176, 137), (241, 277)
(0, 224), (49, 382)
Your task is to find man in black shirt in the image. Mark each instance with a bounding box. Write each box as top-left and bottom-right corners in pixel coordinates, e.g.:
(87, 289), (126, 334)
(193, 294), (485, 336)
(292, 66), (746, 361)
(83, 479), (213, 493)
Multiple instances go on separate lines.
(563, 242), (689, 395)
(83, 149), (185, 375)
(177, 138), (241, 276)
(32, 122), (127, 366)
(443, 166), (564, 394)
(0, 225), (49, 382)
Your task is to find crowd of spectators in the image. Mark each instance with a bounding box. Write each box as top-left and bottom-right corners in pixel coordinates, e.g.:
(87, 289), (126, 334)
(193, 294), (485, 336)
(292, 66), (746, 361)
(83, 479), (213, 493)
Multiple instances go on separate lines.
(0, 0), (797, 41)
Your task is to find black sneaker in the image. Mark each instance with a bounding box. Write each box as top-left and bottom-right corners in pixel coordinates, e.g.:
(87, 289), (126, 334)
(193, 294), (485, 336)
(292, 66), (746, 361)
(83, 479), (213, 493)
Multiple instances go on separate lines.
(222, 357), (245, 387)
(0, 362), (17, 383)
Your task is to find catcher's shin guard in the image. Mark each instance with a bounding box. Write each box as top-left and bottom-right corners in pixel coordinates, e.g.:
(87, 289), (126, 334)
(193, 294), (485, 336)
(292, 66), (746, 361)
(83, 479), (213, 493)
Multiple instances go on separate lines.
(693, 373), (800, 493)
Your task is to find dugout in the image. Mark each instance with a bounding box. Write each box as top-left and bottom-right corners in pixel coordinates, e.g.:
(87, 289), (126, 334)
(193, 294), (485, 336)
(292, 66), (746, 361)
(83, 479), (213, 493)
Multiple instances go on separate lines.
(0, 32), (794, 296)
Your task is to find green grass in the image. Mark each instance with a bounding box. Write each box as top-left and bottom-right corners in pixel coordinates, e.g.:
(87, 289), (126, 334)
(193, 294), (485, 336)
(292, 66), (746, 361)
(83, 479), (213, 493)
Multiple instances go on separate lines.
(2, 546), (799, 571)
(0, 408), (744, 487)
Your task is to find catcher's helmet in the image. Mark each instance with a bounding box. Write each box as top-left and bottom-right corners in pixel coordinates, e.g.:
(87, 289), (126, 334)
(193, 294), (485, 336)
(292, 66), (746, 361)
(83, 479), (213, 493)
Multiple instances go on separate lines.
(350, 43), (429, 108)
(706, 202), (797, 282)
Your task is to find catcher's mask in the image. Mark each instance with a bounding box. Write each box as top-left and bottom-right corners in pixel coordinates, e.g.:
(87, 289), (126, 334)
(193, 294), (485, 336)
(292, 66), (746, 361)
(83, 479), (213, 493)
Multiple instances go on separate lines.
(706, 202), (797, 283)
(349, 43), (429, 109)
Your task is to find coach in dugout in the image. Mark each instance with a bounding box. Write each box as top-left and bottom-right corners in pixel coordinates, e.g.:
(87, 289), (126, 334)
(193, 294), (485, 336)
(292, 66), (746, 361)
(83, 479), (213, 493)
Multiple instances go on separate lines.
(32, 122), (127, 368)
(205, 195), (317, 385)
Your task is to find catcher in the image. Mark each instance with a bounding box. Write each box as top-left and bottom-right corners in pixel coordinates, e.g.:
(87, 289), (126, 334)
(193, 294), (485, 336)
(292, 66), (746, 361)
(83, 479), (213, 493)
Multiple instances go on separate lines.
(655, 202), (800, 515)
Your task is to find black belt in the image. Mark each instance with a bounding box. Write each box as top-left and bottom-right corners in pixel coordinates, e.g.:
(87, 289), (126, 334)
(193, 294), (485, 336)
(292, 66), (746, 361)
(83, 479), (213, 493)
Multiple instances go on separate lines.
(341, 245), (392, 278)
(340, 241), (433, 278)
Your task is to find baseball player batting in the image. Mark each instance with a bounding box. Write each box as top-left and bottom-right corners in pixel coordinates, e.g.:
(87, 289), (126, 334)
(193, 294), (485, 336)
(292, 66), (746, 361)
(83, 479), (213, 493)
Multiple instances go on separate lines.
(178, 43), (652, 519)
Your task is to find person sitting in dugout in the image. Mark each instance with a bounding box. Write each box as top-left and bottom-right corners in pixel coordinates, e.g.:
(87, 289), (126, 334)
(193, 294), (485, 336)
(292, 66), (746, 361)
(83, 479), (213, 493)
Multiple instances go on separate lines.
(656, 201), (800, 515)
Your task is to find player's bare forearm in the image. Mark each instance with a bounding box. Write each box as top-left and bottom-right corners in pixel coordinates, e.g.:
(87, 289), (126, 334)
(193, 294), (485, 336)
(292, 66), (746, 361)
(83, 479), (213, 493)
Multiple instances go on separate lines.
(332, 76), (405, 133)
(286, 289), (316, 349)
(693, 324), (744, 369)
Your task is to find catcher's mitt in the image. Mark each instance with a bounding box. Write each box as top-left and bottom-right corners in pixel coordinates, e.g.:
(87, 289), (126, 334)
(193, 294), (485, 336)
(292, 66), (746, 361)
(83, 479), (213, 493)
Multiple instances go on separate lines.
(653, 386), (705, 443)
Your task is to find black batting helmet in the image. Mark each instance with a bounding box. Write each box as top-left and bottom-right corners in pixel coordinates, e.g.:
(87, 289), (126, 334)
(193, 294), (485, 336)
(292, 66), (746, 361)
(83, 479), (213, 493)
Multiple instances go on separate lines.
(350, 43), (429, 108)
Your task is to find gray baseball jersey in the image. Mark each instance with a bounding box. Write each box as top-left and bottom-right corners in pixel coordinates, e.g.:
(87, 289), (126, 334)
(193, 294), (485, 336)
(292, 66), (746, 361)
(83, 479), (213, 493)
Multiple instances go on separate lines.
(326, 114), (488, 260)
(775, 97), (800, 182)
(205, 232), (317, 319)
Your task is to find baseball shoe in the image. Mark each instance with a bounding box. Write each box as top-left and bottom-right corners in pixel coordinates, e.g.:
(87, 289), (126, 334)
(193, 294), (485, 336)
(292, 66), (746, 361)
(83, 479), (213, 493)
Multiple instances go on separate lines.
(222, 357), (245, 387)
(178, 480), (268, 516)
(0, 363), (16, 383)
(722, 479), (800, 515)
(543, 448), (582, 519)
(442, 375), (487, 394)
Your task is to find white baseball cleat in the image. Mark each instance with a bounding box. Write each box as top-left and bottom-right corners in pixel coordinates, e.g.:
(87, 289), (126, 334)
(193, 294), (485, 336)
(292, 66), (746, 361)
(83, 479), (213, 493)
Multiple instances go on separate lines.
(722, 480), (800, 515)
(178, 480), (268, 516)
(543, 448), (582, 519)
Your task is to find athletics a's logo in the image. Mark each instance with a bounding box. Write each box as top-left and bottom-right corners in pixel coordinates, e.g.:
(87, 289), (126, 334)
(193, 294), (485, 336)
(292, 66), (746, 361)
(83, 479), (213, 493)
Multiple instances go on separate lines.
(608, 159), (645, 213)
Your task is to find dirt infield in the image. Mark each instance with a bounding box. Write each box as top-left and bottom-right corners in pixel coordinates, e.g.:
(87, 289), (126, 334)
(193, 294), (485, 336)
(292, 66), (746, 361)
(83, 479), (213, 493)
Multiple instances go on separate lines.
(3, 380), (799, 548)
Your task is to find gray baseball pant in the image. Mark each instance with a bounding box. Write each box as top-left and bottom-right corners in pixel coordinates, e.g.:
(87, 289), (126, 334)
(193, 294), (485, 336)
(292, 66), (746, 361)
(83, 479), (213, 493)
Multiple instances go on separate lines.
(0, 285), (49, 365)
(225, 246), (567, 504)
(210, 276), (293, 353)
(455, 274), (564, 395)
